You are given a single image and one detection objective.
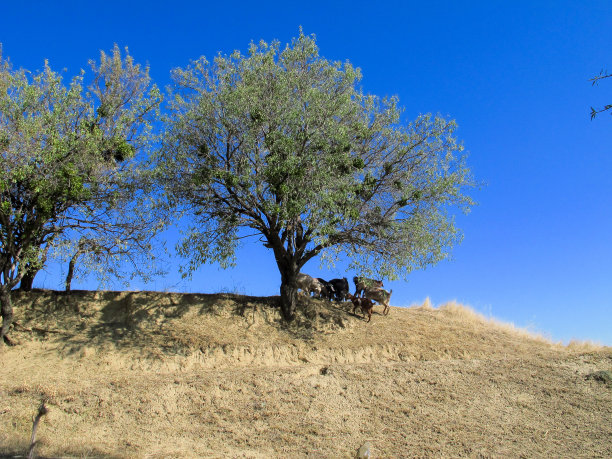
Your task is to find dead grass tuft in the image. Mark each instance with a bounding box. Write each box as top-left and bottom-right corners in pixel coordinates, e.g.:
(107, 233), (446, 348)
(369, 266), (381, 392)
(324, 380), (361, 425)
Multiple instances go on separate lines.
(418, 296), (435, 310)
(413, 299), (554, 346)
(566, 339), (605, 352)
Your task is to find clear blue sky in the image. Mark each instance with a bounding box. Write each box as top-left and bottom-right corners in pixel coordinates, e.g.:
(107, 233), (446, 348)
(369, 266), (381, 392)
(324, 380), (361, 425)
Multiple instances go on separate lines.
(2, 1), (610, 344)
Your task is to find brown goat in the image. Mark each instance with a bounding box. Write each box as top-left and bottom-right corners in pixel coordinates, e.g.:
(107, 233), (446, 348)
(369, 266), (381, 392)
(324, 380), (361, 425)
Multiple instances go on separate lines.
(346, 293), (375, 323)
(363, 287), (392, 316)
(353, 276), (383, 298)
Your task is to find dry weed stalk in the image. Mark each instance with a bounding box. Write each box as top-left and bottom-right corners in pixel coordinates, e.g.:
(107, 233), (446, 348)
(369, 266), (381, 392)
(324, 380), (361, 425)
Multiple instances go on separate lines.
(28, 401), (48, 459)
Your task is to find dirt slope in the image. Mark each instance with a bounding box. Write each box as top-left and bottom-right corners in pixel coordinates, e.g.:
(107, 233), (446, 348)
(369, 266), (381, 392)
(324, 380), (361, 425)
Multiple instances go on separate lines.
(1, 290), (611, 458)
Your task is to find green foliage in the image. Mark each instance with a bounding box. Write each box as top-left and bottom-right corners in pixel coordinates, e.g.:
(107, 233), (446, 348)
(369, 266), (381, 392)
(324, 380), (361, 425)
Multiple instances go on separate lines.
(159, 30), (475, 284)
(0, 44), (162, 292)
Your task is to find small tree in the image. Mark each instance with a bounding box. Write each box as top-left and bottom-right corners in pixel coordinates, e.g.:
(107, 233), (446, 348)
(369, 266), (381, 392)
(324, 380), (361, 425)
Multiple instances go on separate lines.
(0, 45), (162, 344)
(158, 31), (474, 321)
(60, 218), (166, 293)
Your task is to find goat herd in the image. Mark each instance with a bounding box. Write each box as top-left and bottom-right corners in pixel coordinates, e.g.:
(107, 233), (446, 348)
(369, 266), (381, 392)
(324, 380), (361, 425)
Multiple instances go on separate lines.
(296, 274), (393, 323)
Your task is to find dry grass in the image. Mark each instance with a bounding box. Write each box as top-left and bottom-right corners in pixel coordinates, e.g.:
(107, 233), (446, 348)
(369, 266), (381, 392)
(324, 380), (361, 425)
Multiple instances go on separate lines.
(423, 298), (554, 343)
(1, 290), (611, 458)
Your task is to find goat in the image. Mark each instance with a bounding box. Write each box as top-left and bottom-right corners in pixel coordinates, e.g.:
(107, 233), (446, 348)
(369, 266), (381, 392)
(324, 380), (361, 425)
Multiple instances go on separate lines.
(296, 273), (322, 297)
(346, 293), (375, 322)
(328, 277), (349, 302)
(316, 278), (336, 301)
(353, 276), (384, 298)
(363, 287), (392, 315)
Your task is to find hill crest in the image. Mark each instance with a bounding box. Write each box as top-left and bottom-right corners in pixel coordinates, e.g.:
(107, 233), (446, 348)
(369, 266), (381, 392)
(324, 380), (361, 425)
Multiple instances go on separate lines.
(7, 289), (572, 369)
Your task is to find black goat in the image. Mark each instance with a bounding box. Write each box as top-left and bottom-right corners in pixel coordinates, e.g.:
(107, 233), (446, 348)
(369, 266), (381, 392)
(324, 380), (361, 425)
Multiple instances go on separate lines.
(316, 278), (336, 301)
(328, 277), (349, 302)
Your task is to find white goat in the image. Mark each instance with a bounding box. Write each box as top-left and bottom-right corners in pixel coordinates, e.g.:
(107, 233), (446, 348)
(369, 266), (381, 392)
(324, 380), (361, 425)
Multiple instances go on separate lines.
(296, 273), (323, 297)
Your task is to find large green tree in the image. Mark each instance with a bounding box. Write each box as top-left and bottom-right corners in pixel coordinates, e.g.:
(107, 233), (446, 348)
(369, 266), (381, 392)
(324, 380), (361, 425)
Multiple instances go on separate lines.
(159, 31), (474, 321)
(0, 45), (162, 344)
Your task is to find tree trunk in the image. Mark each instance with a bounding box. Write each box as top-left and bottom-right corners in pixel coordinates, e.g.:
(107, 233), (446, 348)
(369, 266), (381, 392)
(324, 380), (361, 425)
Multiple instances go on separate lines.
(19, 248), (48, 292)
(1, 288), (13, 345)
(19, 269), (37, 292)
(65, 250), (82, 292)
(278, 268), (299, 322)
(268, 232), (301, 322)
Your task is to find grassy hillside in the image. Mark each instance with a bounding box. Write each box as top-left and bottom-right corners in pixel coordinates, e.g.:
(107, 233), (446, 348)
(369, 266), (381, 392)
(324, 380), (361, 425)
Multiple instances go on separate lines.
(1, 290), (611, 458)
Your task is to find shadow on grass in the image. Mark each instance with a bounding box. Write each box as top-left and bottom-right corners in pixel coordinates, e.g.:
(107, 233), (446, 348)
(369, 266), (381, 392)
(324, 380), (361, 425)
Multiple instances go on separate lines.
(0, 446), (119, 459)
(11, 289), (360, 355)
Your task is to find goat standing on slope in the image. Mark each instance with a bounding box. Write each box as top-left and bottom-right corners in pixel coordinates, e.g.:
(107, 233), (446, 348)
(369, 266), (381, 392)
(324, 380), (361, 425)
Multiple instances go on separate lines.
(353, 276), (384, 297)
(316, 278), (336, 301)
(296, 273), (323, 297)
(346, 293), (376, 322)
(328, 277), (349, 302)
(363, 287), (393, 316)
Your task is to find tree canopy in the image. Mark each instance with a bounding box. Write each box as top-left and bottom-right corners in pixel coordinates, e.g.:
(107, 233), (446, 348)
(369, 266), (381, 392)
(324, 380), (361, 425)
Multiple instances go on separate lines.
(0, 45), (162, 344)
(158, 31), (475, 320)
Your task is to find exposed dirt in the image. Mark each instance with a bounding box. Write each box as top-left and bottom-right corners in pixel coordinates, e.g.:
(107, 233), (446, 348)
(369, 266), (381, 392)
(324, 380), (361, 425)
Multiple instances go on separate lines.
(1, 289), (611, 458)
